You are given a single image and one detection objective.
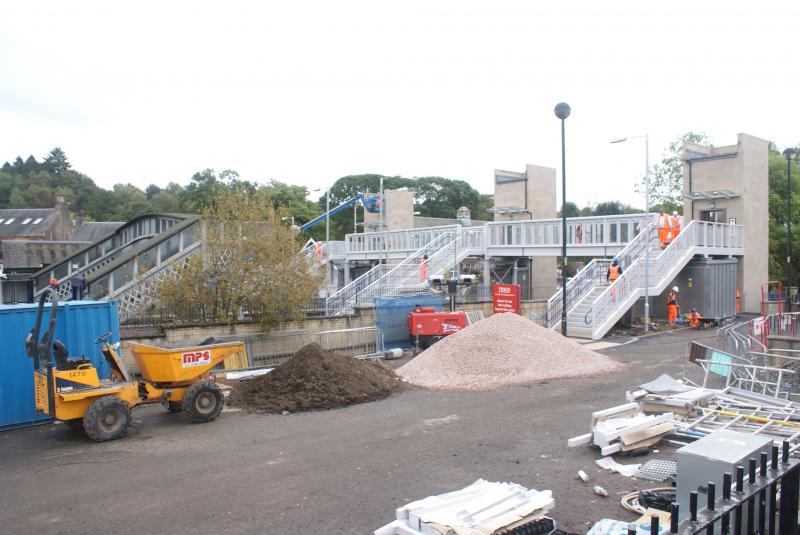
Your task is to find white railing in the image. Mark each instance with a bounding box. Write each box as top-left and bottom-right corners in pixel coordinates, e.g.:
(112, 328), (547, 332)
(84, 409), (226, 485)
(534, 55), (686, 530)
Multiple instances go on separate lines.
(345, 225), (459, 256)
(546, 259), (611, 328)
(300, 240), (348, 266)
(355, 231), (462, 304)
(587, 221), (744, 339)
(486, 213), (645, 249)
(546, 222), (657, 328)
(326, 231), (458, 315)
(324, 264), (390, 316)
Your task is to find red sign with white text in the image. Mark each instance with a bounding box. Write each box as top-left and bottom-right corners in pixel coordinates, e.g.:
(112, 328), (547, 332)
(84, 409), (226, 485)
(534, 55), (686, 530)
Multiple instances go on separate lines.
(492, 284), (521, 314)
(182, 350), (211, 368)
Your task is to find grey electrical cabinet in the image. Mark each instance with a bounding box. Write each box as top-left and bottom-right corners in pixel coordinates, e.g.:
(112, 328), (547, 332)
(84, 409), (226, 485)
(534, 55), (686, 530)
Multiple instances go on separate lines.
(646, 257), (738, 322)
(676, 429), (773, 525)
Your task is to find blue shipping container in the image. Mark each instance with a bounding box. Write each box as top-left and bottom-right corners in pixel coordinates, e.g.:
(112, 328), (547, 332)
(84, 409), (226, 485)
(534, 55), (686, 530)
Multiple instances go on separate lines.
(0, 300), (119, 429)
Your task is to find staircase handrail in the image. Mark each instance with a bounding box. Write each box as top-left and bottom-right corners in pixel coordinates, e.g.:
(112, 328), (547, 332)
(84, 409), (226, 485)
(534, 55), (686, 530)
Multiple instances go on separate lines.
(546, 220), (655, 327)
(325, 230), (458, 315)
(357, 230), (462, 302)
(589, 220), (743, 338)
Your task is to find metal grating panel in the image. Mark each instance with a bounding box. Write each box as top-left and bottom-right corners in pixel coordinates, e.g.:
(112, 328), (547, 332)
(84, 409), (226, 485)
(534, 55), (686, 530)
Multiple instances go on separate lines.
(636, 459), (677, 482)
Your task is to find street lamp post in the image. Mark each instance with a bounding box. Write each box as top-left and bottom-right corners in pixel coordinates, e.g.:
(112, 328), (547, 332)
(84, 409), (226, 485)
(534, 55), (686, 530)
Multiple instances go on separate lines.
(379, 176), (385, 265)
(554, 102), (571, 337)
(784, 148), (797, 311)
(610, 134), (651, 332)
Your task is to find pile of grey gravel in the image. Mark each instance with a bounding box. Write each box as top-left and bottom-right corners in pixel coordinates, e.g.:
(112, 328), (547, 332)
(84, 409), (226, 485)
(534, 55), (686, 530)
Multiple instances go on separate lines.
(397, 312), (623, 392)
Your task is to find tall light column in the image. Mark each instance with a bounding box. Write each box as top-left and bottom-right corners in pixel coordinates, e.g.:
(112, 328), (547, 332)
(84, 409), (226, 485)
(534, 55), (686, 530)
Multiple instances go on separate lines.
(554, 102), (571, 337)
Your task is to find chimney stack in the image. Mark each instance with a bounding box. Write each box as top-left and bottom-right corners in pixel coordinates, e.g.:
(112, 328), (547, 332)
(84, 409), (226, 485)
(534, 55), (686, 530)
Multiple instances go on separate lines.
(457, 206), (472, 227)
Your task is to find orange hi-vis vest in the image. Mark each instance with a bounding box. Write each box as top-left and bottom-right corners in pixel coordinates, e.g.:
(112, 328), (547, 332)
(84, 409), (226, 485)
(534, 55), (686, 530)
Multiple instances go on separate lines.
(658, 213), (670, 229)
(671, 216), (681, 232)
(609, 265), (620, 281)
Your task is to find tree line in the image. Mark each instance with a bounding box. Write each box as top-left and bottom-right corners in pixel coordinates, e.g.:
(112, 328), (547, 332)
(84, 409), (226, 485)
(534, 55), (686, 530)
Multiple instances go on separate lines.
(6, 141), (799, 283)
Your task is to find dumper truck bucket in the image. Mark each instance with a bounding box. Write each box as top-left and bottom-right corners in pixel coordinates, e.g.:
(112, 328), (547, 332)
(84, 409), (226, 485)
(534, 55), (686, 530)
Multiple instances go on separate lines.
(128, 341), (246, 383)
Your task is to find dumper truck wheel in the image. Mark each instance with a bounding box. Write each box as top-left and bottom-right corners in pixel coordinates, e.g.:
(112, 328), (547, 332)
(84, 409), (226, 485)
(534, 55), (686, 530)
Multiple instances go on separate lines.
(83, 396), (131, 442)
(182, 381), (224, 423)
(166, 401), (183, 413)
(65, 418), (83, 430)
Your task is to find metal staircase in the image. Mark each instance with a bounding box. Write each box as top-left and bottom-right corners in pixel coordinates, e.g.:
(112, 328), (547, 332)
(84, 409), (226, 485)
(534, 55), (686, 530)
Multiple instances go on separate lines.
(547, 222), (656, 331)
(548, 220), (744, 339)
(324, 228), (482, 316)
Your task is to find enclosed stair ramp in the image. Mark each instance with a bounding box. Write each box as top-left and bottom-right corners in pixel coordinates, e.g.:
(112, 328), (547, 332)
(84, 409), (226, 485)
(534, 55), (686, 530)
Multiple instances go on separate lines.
(547, 221), (655, 332)
(324, 228), (483, 316)
(548, 220), (743, 339)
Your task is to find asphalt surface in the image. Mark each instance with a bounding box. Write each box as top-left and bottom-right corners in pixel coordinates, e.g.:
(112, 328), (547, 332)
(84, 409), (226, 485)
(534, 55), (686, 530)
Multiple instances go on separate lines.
(0, 327), (716, 534)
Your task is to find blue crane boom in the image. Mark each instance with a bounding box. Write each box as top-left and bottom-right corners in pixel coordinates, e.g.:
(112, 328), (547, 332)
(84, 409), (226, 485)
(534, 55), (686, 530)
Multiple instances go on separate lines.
(299, 194), (364, 231)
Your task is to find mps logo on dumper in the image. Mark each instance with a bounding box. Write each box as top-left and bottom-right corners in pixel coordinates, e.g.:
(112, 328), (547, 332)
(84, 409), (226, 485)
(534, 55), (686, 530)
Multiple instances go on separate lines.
(442, 323), (461, 333)
(182, 350), (211, 368)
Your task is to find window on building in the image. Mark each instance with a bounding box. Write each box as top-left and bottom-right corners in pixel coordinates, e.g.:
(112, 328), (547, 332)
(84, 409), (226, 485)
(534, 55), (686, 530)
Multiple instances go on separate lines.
(89, 276), (110, 300)
(180, 225), (199, 249)
(53, 263), (68, 280)
(21, 218), (32, 224)
(111, 261), (134, 291)
(136, 248), (157, 274)
(5, 218), (15, 224)
(33, 218), (43, 224)
(0, 219), (5, 224)
(159, 235), (180, 262)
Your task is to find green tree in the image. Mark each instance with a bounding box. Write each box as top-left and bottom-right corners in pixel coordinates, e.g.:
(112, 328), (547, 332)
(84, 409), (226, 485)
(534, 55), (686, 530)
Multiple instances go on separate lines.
(558, 202), (581, 218)
(42, 147), (70, 175)
(152, 189), (320, 327)
(110, 184), (151, 220)
(768, 145), (800, 283)
(593, 200), (641, 216)
(638, 132), (710, 207)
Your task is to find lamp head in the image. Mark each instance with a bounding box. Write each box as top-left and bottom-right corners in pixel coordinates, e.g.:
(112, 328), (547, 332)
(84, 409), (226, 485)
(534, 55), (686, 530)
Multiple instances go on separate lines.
(554, 102), (571, 120)
(784, 148), (797, 160)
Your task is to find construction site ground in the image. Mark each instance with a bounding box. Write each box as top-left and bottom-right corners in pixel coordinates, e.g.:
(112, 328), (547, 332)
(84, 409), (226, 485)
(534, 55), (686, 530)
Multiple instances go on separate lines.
(0, 327), (711, 534)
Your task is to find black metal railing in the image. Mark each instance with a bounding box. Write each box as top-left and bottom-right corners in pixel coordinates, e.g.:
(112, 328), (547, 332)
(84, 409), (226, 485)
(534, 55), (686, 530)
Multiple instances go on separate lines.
(633, 441), (799, 535)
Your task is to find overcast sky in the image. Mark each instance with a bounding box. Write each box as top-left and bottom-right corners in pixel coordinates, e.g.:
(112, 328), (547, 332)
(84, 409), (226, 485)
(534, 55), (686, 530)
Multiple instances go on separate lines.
(1, 1), (798, 209)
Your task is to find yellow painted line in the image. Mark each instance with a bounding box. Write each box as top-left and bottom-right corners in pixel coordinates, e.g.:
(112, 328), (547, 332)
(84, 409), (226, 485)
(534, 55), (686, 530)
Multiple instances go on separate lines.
(705, 408), (800, 429)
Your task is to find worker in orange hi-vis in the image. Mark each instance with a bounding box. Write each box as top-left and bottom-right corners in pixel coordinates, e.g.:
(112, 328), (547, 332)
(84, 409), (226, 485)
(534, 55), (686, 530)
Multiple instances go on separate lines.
(669, 211), (681, 241)
(606, 258), (622, 299)
(736, 289), (741, 315)
(419, 254), (428, 283)
(657, 209), (670, 249)
(314, 241), (323, 261)
(667, 286), (680, 326)
(688, 307), (703, 328)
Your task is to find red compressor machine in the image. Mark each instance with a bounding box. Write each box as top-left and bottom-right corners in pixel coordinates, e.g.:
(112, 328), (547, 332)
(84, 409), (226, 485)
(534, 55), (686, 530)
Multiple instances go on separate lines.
(407, 306), (468, 349)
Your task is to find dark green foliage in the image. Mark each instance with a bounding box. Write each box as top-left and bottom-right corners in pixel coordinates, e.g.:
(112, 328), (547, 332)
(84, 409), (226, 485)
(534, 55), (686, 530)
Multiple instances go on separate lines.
(768, 145), (800, 283)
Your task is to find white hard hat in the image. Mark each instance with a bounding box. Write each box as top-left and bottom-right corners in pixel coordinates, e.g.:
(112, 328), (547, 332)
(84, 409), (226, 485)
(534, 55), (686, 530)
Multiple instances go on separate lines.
(672, 286), (679, 292)
(672, 211), (678, 216)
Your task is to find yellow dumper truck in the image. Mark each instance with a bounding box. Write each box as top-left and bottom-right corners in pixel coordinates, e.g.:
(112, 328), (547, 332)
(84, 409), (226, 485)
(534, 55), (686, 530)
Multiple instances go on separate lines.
(27, 285), (245, 441)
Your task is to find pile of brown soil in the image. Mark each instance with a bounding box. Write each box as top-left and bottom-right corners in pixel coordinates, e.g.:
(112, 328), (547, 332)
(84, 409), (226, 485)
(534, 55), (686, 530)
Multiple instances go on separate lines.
(230, 343), (404, 413)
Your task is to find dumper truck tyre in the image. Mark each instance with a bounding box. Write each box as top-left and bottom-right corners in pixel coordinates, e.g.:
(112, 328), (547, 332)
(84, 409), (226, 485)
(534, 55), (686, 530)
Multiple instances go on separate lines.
(65, 418), (84, 430)
(83, 396), (131, 442)
(182, 381), (224, 423)
(166, 401), (183, 413)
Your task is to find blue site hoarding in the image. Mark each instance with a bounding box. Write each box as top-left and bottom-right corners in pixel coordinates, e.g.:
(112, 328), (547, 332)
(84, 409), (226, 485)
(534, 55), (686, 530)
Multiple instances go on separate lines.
(0, 300), (119, 429)
(375, 294), (445, 350)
